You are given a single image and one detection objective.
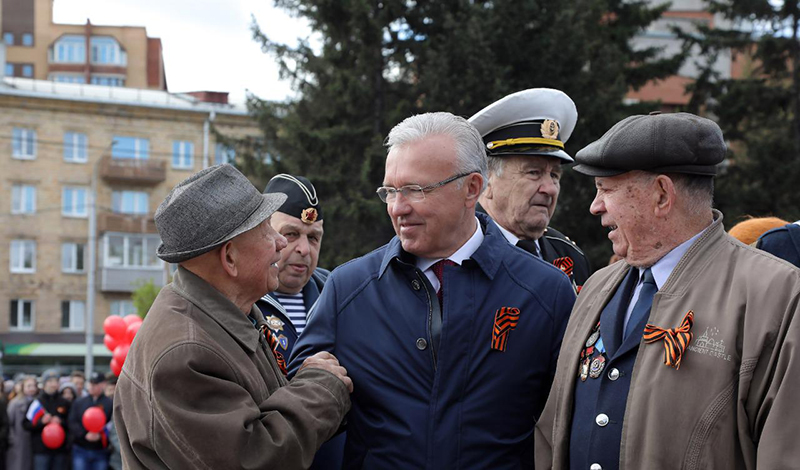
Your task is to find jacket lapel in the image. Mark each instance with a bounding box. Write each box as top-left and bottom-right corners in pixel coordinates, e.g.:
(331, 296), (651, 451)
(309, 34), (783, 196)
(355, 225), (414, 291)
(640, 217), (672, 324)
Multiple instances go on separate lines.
(599, 267), (637, 359)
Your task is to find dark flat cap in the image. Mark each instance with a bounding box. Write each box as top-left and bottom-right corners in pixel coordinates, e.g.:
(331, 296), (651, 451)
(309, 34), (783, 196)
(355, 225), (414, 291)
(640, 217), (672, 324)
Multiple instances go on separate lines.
(573, 112), (726, 177)
(264, 174), (323, 224)
(155, 164), (287, 263)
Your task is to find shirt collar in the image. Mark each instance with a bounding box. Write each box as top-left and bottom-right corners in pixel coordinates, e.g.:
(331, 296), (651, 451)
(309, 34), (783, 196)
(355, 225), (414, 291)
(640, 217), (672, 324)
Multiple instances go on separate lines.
(643, 225), (711, 289)
(416, 217), (484, 272)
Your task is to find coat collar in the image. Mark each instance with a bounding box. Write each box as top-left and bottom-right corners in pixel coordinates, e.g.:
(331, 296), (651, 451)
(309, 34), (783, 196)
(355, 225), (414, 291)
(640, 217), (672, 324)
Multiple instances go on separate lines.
(172, 266), (264, 354)
(378, 212), (503, 280)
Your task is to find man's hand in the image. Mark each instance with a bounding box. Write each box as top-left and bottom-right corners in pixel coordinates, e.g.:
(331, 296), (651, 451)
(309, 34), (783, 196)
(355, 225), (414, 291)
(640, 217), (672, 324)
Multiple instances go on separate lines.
(50, 416), (61, 425)
(298, 351), (354, 393)
(85, 432), (101, 442)
(42, 414), (52, 424)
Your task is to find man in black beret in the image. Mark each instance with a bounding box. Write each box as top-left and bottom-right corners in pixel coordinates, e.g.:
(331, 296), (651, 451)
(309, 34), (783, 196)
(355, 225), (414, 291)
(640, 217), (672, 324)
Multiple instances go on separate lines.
(535, 112), (800, 469)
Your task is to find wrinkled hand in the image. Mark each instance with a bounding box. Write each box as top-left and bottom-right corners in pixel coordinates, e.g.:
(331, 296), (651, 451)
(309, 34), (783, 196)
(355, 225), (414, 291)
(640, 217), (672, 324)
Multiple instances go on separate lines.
(42, 414), (52, 424)
(85, 432), (100, 442)
(299, 351), (354, 393)
(50, 416), (61, 425)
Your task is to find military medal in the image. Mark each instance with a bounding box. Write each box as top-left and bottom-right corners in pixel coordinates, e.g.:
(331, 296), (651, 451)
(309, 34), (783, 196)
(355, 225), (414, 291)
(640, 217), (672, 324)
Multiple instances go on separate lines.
(265, 316), (284, 331)
(585, 330), (600, 348)
(580, 356), (591, 381)
(589, 355), (606, 379)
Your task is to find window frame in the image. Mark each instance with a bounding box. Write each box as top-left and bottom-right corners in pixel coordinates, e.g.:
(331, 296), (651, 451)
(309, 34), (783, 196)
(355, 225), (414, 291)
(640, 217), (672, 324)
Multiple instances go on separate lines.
(112, 136), (150, 160)
(61, 300), (85, 331)
(52, 35), (86, 63)
(111, 190), (149, 215)
(103, 233), (162, 269)
(12, 127), (36, 159)
(3, 32), (14, 45)
(9, 240), (36, 273)
(21, 33), (33, 47)
(62, 186), (89, 218)
(10, 299), (34, 331)
(61, 242), (86, 274)
(172, 140), (194, 170)
(11, 184), (36, 214)
(110, 300), (135, 317)
(63, 132), (88, 163)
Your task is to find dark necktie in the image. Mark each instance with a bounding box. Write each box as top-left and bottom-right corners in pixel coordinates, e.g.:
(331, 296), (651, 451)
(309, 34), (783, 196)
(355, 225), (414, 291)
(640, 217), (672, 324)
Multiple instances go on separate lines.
(432, 259), (456, 309)
(516, 239), (540, 258)
(623, 268), (658, 339)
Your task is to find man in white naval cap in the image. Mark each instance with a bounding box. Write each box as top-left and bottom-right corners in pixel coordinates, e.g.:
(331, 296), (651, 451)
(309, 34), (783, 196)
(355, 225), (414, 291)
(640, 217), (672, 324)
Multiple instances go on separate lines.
(470, 88), (590, 292)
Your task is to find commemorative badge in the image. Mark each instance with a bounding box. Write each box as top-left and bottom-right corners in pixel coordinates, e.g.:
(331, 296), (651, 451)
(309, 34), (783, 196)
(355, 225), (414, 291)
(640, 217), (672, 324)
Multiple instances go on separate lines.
(491, 307), (521, 352)
(580, 356), (591, 381)
(589, 355), (606, 379)
(277, 334), (288, 350)
(301, 207), (318, 224)
(541, 119), (560, 140)
(265, 315), (284, 332)
(585, 330), (600, 348)
(553, 256), (574, 277)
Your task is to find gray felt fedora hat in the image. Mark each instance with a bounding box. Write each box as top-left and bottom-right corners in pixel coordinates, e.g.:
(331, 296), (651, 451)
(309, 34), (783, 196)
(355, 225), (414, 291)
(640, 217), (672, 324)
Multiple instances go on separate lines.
(155, 164), (287, 263)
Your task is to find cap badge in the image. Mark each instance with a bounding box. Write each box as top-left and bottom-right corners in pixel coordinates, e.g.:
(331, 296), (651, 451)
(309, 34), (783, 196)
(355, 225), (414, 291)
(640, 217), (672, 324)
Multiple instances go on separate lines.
(301, 207), (318, 224)
(541, 119), (560, 140)
(265, 316), (284, 331)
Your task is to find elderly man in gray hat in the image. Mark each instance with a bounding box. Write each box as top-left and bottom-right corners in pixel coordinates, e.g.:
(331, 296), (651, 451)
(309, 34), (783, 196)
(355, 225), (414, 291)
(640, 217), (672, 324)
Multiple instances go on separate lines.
(114, 164), (352, 469)
(535, 112), (800, 469)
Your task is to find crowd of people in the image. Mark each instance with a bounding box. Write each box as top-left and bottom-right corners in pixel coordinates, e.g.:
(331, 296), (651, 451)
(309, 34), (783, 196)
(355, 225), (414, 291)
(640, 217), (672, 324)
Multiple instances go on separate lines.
(0, 370), (119, 470)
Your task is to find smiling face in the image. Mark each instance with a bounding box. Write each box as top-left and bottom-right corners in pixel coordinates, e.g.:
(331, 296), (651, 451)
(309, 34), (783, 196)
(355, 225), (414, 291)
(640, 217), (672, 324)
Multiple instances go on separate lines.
(384, 134), (480, 259)
(233, 218), (288, 300)
(483, 155), (562, 240)
(270, 211), (324, 294)
(589, 171), (662, 267)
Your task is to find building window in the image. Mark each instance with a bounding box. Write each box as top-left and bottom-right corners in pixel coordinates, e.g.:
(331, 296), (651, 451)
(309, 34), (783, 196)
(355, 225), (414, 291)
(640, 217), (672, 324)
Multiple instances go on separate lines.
(90, 75), (125, 87)
(10, 300), (34, 331)
(5, 64), (13, 76)
(112, 136), (149, 160)
(52, 35), (86, 63)
(22, 33), (33, 47)
(10, 240), (36, 273)
(52, 74), (86, 84)
(112, 191), (148, 215)
(12, 128), (36, 159)
(104, 234), (160, 268)
(61, 300), (85, 331)
(3, 32), (13, 45)
(21, 65), (33, 78)
(172, 141), (194, 169)
(215, 143), (236, 165)
(110, 300), (135, 317)
(64, 132), (88, 163)
(62, 242), (86, 273)
(90, 36), (126, 65)
(11, 185), (36, 214)
(62, 187), (88, 218)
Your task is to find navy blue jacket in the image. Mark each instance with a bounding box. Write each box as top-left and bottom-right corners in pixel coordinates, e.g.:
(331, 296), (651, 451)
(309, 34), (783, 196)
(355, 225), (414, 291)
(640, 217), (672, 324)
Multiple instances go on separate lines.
(288, 213), (575, 469)
(757, 223), (800, 268)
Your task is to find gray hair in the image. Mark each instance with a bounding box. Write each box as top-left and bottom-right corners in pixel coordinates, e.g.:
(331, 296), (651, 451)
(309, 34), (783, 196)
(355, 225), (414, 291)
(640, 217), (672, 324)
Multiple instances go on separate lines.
(386, 112), (488, 191)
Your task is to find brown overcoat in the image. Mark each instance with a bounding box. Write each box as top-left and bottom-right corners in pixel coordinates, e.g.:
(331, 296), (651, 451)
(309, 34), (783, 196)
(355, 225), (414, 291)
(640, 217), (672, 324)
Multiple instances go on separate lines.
(536, 211), (800, 469)
(114, 267), (350, 470)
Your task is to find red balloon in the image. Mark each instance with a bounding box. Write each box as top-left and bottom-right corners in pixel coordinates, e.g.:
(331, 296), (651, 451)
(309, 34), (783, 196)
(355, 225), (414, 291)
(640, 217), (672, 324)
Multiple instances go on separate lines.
(112, 344), (129, 367)
(42, 423), (65, 449)
(123, 314), (142, 327)
(125, 322), (142, 344)
(110, 359), (121, 377)
(103, 316), (127, 340)
(103, 334), (119, 352)
(82, 407), (106, 433)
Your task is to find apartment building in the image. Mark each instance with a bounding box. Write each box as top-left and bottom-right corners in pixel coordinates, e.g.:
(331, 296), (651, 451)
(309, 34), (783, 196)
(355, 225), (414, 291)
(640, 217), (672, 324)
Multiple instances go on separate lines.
(0, 77), (256, 374)
(1, 0), (166, 89)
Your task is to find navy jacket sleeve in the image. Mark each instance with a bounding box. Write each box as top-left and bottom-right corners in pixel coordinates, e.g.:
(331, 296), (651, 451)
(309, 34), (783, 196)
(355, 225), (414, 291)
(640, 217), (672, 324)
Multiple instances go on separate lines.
(287, 273), (339, 379)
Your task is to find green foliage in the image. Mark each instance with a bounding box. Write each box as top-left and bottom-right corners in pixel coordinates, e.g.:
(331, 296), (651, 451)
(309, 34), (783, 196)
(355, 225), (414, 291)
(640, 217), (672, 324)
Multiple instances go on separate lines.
(239, 0), (685, 269)
(679, 0), (800, 226)
(132, 280), (160, 319)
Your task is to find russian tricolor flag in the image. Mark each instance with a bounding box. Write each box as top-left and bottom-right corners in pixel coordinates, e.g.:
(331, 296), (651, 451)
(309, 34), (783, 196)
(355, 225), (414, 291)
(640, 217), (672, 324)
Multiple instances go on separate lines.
(25, 399), (45, 426)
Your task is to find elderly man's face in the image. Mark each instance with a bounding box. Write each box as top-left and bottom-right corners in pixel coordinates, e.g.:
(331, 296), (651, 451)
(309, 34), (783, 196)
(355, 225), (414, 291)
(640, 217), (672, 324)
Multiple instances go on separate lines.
(270, 212), (324, 294)
(590, 172), (659, 267)
(384, 135), (474, 259)
(484, 155), (561, 240)
(235, 218), (288, 298)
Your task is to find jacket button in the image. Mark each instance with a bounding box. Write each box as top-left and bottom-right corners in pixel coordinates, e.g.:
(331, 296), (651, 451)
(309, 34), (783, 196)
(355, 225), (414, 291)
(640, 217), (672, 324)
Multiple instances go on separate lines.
(416, 338), (427, 350)
(595, 413), (609, 427)
(411, 280), (421, 290)
(608, 368), (620, 381)
(590, 464), (602, 470)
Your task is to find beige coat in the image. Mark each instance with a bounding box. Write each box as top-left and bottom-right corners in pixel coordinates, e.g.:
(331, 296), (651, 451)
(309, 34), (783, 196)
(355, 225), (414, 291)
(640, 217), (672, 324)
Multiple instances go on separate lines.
(536, 211), (800, 469)
(114, 267), (350, 470)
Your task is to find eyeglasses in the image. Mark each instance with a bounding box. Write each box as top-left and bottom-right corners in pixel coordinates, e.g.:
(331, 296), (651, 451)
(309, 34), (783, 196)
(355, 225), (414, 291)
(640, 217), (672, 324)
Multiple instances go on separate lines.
(376, 172), (474, 203)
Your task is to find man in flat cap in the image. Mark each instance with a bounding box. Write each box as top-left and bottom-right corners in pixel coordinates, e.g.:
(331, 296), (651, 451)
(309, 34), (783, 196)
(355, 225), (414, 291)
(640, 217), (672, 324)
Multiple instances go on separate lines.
(114, 164), (352, 469)
(470, 88), (590, 293)
(257, 174), (345, 469)
(290, 112), (575, 468)
(535, 112), (800, 469)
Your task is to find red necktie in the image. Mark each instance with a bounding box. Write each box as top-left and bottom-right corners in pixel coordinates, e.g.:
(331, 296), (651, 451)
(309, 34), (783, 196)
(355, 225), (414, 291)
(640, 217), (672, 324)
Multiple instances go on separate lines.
(432, 259), (456, 309)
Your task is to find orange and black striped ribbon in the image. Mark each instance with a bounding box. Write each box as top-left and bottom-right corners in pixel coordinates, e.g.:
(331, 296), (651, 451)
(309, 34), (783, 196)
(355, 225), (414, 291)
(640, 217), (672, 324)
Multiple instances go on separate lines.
(643, 310), (694, 370)
(553, 256), (574, 276)
(491, 307), (521, 352)
(261, 325), (288, 375)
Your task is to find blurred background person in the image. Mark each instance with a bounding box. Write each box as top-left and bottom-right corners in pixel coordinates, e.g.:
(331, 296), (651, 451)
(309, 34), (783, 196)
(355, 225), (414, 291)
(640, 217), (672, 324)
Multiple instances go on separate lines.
(7, 376), (37, 470)
(24, 370), (70, 470)
(728, 216), (789, 245)
(68, 373), (85, 399)
(57, 383), (77, 404)
(68, 372), (112, 470)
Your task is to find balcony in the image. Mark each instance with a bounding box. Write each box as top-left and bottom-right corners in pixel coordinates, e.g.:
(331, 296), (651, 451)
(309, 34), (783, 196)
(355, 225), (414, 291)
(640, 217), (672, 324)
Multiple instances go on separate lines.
(99, 156), (166, 185)
(100, 266), (164, 293)
(97, 212), (157, 234)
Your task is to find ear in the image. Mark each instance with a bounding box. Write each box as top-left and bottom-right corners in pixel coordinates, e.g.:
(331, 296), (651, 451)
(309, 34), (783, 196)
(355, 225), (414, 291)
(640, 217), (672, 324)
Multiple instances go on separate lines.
(464, 173), (484, 209)
(219, 241), (238, 278)
(653, 175), (676, 217)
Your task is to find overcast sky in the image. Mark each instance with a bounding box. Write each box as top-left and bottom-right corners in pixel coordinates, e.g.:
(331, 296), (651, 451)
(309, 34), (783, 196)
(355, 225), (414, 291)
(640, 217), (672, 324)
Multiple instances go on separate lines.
(52, 0), (313, 104)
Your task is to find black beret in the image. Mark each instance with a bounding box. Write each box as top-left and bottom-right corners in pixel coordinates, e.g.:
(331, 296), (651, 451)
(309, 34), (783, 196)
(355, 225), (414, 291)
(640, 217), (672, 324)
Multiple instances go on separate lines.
(264, 174), (323, 224)
(573, 112), (726, 177)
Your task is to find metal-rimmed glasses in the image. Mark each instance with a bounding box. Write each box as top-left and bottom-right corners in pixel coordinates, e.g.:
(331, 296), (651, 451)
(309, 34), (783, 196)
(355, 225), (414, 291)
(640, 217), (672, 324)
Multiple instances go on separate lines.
(376, 172), (474, 203)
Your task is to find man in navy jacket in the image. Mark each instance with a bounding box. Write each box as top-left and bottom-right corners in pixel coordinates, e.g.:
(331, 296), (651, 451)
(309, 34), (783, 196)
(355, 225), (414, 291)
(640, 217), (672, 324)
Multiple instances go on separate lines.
(289, 112), (575, 469)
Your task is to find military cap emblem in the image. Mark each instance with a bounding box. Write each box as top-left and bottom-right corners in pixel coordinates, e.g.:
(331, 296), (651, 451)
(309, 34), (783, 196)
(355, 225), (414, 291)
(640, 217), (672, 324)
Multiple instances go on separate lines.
(541, 119), (560, 140)
(301, 207), (318, 224)
(265, 315), (284, 331)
